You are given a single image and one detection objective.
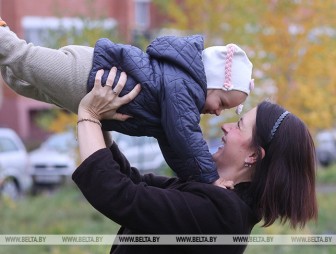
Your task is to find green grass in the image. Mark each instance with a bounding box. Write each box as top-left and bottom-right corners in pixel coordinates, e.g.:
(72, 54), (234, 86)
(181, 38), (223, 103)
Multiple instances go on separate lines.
(244, 165), (336, 254)
(245, 191), (336, 254)
(0, 165), (335, 254)
(317, 164), (336, 184)
(0, 184), (117, 254)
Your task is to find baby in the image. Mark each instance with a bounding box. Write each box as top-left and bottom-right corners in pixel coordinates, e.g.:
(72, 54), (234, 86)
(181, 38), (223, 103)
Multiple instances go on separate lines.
(0, 18), (253, 184)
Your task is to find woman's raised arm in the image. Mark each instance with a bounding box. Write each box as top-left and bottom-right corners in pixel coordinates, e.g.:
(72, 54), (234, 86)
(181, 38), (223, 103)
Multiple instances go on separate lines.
(77, 67), (141, 162)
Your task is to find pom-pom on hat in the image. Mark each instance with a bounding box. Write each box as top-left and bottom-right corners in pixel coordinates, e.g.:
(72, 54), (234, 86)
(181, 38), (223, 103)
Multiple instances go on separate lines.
(202, 44), (254, 95)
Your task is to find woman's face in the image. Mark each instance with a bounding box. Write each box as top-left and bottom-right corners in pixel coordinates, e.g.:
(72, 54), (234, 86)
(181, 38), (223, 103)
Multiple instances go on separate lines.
(212, 107), (257, 170)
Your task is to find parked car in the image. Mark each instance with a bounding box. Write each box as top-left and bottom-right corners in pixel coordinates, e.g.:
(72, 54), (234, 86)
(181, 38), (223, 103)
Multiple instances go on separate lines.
(112, 132), (168, 172)
(29, 131), (77, 192)
(0, 127), (32, 200)
(316, 129), (336, 167)
(29, 131), (168, 192)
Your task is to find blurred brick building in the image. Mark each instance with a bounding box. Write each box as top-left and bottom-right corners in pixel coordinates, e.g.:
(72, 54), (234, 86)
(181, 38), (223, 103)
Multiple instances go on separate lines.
(0, 0), (166, 144)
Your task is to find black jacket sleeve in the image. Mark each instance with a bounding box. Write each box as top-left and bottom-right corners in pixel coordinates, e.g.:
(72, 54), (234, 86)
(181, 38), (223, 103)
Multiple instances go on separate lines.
(72, 147), (255, 235)
(108, 143), (178, 187)
(107, 143), (142, 184)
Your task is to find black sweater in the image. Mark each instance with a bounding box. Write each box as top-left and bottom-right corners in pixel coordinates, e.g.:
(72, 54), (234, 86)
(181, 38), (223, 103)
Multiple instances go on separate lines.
(72, 143), (260, 254)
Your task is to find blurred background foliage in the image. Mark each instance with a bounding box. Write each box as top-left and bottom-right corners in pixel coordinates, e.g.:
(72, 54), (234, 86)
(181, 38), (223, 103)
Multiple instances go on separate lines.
(154, 0), (336, 133)
(35, 109), (77, 133)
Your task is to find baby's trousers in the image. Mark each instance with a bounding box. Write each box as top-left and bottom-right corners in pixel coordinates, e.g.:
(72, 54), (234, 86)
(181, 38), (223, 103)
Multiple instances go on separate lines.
(0, 26), (93, 113)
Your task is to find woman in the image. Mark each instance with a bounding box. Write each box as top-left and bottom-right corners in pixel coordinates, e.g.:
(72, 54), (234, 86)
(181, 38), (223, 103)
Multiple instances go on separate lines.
(73, 69), (318, 254)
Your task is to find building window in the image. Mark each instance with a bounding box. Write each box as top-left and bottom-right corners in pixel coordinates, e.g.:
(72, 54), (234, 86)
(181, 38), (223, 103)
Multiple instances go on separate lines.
(134, 0), (150, 31)
(21, 16), (117, 46)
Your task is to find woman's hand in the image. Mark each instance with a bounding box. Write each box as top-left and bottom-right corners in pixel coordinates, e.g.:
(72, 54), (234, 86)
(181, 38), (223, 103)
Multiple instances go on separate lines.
(77, 67), (140, 162)
(78, 67), (141, 121)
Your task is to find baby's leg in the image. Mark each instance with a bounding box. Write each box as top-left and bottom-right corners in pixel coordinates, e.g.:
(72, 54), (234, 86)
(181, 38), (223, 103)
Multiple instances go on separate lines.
(0, 27), (93, 113)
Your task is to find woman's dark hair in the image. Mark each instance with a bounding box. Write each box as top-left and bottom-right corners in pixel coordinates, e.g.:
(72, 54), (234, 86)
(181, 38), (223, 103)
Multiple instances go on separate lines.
(249, 101), (318, 228)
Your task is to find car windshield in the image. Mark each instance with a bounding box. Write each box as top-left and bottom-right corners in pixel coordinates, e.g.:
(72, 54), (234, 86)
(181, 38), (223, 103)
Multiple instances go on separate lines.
(42, 132), (76, 153)
(317, 132), (336, 144)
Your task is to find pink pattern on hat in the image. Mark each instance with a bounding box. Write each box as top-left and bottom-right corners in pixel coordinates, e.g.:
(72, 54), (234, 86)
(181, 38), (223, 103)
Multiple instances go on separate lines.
(223, 44), (237, 90)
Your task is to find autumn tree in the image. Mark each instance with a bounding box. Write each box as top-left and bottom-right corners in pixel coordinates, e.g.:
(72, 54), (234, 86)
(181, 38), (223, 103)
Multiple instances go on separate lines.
(154, 0), (336, 133)
(254, 0), (336, 131)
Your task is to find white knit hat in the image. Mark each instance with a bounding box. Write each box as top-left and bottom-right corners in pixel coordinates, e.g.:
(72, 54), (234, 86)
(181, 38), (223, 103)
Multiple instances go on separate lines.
(202, 44), (254, 95)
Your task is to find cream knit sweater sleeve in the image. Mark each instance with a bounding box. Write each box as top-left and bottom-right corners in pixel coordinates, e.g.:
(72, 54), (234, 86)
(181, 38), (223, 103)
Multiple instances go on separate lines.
(0, 26), (94, 113)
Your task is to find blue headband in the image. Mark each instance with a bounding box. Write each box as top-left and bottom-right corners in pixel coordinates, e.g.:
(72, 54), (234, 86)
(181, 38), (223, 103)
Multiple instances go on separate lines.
(267, 111), (290, 144)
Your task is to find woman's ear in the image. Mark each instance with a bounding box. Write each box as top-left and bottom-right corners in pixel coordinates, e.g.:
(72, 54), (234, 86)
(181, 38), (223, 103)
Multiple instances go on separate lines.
(259, 147), (265, 160)
(245, 147), (265, 164)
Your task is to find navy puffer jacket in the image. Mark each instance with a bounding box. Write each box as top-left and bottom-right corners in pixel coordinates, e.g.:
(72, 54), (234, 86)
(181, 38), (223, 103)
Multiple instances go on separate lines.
(87, 35), (219, 183)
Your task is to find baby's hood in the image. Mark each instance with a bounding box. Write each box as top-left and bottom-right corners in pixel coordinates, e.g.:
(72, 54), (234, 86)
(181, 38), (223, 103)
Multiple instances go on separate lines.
(146, 35), (207, 89)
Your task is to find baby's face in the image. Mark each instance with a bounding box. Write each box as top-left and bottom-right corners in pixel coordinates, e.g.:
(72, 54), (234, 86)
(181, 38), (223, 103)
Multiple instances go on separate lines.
(202, 90), (247, 116)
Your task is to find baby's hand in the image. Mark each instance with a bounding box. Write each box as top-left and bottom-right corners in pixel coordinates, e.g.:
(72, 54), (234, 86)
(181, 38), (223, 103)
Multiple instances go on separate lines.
(213, 178), (234, 189)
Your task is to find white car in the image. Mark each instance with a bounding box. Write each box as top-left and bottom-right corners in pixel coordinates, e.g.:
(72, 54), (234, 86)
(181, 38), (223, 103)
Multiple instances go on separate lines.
(316, 129), (336, 167)
(29, 130), (169, 192)
(0, 127), (32, 200)
(112, 132), (168, 172)
(29, 131), (77, 191)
